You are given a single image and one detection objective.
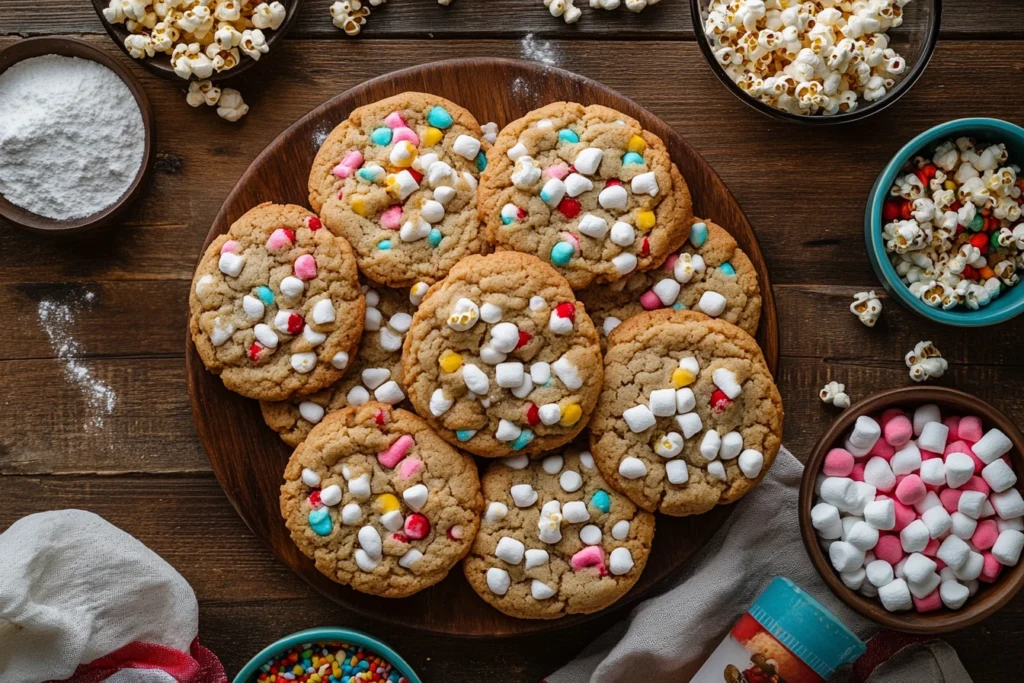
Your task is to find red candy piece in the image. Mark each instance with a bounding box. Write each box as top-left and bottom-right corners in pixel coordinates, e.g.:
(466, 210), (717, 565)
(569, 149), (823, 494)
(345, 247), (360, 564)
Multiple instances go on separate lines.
(710, 389), (732, 413)
(308, 490), (322, 508)
(640, 237), (650, 257)
(375, 409), (387, 426)
(391, 532), (408, 544)
(970, 233), (989, 253)
(517, 207), (527, 220)
(567, 164), (577, 174)
(248, 342), (266, 362)
(447, 525), (464, 541)
(307, 216), (322, 231)
(286, 313), (304, 335)
(557, 197), (581, 219)
(605, 179), (622, 187)
(516, 330), (532, 349)
(554, 302), (576, 321)
(407, 168), (424, 184)
(882, 199), (902, 221)
(525, 403), (540, 426)
(404, 513), (430, 539)
(900, 201), (913, 220)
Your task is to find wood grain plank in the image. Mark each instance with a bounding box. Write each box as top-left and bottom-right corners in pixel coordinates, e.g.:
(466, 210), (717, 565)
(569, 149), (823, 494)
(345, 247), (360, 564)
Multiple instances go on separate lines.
(1, 0), (1019, 40)
(3, 38), (1024, 288)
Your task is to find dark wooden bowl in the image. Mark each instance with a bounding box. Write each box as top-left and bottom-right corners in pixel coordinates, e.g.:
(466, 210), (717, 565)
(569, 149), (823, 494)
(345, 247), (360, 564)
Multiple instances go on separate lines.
(799, 386), (1024, 633)
(90, 0), (302, 82)
(0, 37), (154, 235)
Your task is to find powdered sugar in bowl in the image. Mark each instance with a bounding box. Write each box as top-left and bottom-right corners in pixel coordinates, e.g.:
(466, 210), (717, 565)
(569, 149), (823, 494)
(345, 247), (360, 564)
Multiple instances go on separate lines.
(0, 37), (154, 234)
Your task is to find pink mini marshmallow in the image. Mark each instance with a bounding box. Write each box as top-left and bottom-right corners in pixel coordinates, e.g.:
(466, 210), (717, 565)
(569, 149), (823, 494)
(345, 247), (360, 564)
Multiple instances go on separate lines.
(880, 408), (907, 428)
(824, 448), (856, 477)
(663, 254), (679, 271)
(961, 476), (991, 496)
(884, 415), (913, 447)
(922, 538), (940, 556)
(895, 474), (926, 506)
(570, 546), (607, 575)
(912, 588), (942, 613)
(378, 434), (414, 469)
(384, 111), (406, 128)
(266, 228), (293, 251)
(391, 126), (419, 145)
(294, 254), (317, 281)
(972, 519), (999, 550)
(958, 416), (984, 443)
(397, 457), (422, 479)
(875, 534), (904, 565)
(940, 488), (963, 513)
(380, 206), (403, 230)
(220, 239), (240, 254)
(920, 449), (942, 461)
(979, 552), (1003, 583)
(543, 163), (570, 180)
(893, 500), (917, 532)
(851, 462), (866, 482)
(943, 415), (961, 441)
(639, 290), (662, 311)
(869, 439), (896, 461)
(331, 150), (364, 178)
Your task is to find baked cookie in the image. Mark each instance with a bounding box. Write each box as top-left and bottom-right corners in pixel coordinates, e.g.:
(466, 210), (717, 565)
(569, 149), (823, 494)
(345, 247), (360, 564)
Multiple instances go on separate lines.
(403, 252), (604, 458)
(589, 310), (783, 517)
(463, 448), (655, 619)
(280, 402), (482, 598)
(310, 92), (490, 287)
(478, 102), (693, 289)
(190, 202), (364, 401)
(578, 219), (761, 349)
(261, 284), (415, 446)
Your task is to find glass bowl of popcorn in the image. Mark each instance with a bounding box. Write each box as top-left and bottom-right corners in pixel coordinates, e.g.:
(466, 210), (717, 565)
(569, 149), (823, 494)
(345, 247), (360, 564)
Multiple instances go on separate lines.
(91, 0), (301, 82)
(866, 118), (1024, 326)
(691, 0), (940, 123)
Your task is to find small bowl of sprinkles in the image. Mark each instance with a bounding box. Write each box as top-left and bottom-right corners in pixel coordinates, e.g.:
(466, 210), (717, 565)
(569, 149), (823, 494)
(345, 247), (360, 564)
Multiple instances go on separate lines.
(233, 628), (421, 683)
(0, 37), (154, 234)
(866, 118), (1024, 326)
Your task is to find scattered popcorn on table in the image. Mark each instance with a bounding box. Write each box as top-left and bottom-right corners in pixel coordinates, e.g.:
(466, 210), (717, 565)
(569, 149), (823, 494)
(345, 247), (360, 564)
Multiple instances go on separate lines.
(820, 380), (851, 409)
(101, 0), (288, 79)
(216, 87), (249, 122)
(702, 0), (914, 116)
(905, 340), (947, 382)
(185, 79), (221, 107)
(330, 0), (370, 34)
(883, 138), (1024, 310)
(850, 290), (882, 327)
(544, 0), (582, 23)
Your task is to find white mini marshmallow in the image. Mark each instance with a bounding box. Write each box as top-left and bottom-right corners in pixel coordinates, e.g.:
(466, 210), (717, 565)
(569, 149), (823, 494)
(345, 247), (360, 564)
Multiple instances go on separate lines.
(654, 432), (684, 458)
(452, 134), (481, 160)
(542, 456), (563, 474)
(619, 456), (647, 479)
(242, 295), (265, 320)
(860, 582), (879, 599)
(598, 184), (628, 210)
(973, 428), (1013, 464)
(402, 484), (428, 511)
(560, 470), (583, 493)
(866, 559), (895, 587)
(510, 484), (538, 507)
(918, 421), (950, 454)
(847, 521), (879, 551)
(531, 580), (556, 600)
(485, 501), (508, 523)
(398, 549), (423, 569)
(720, 431), (743, 460)
(675, 412), (703, 439)
(993, 529), (1024, 566)
(937, 534), (971, 570)
(495, 536), (525, 565)
(341, 503), (362, 525)
(524, 548), (548, 569)
(577, 214), (609, 239)
(623, 405), (656, 433)
(346, 386), (369, 406)
(953, 551), (984, 581)
(380, 510), (403, 532)
(611, 252), (638, 275)
(562, 501), (589, 523)
(711, 368), (742, 399)
(489, 322), (520, 353)
(290, 352), (317, 374)
(631, 172), (659, 196)
(552, 355), (583, 390)
(299, 402), (325, 424)
(301, 468), (321, 487)
(649, 388), (677, 417)
(480, 302), (502, 323)
(429, 389), (453, 416)
(609, 547), (635, 575)
(479, 345), (506, 366)
(890, 443), (922, 475)
(900, 519), (930, 553)
(218, 252), (244, 277)
(864, 457), (896, 491)
(820, 477), (859, 511)
(999, 517), (1024, 533)
(675, 388), (696, 414)
(319, 484), (342, 507)
(982, 458), (1017, 493)
(495, 419), (522, 442)
(958, 490), (988, 519)
(486, 567), (510, 595)
(573, 147), (603, 175)
(700, 430), (721, 461)
(503, 456), (528, 470)
(707, 461), (727, 481)
(697, 291), (728, 317)
(666, 459), (689, 485)
(738, 450), (764, 479)
(564, 173), (594, 198)
(495, 362), (525, 389)
(612, 520), (630, 540)
(945, 452), (975, 489)
(902, 552), (937, 585)
(362, 367), (390, 390)
(462, 363), (490, 395)
(878, 578), (913, 612)
(915, 491), (941, 515)
(913, 404), (941, 436)
(530, 362), (551, 385)
(829, 541), (865, 573)
(374, 381), (404, 404)
(579, 524), (602, 546)
(940, 580), (970, 610)
(922, 505), (952, 538)
(992, 488), (1024, 519)
(919, 458), (946, 487)
(951, 511), (978, 540)
(358, 525), (382, 559)
(538, 404), (561, 426)
(908, 571), (941, 600)
(841, 567), (866, 590)
(652, 278), (681, 306)
(843, 437), (871, 458)
(848, 415), (882, 450)
(864, 498), (896, 531)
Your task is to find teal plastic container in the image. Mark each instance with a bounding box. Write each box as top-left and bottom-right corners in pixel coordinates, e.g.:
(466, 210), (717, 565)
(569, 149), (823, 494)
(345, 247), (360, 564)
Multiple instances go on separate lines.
(865, 117), (1024, 327)
(232, 627), (422, 683)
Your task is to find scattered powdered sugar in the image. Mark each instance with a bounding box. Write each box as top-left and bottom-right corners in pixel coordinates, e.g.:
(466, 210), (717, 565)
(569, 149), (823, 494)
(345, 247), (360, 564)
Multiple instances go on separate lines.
(311, 124), (332, 150)
(0, 55), (145, 221)
(37, 291), (117, 429)
(520, 33), (560, 67)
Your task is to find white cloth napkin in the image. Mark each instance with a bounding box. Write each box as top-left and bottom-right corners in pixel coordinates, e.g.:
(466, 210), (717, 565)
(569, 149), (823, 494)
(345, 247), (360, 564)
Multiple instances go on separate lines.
(546, 447), (973, 683)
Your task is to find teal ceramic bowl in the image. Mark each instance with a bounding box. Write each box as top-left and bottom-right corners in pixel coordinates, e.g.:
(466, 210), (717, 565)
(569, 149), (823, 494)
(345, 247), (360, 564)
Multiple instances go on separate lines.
(865, 117), (1024, 327)
(232, 627), (422, 683)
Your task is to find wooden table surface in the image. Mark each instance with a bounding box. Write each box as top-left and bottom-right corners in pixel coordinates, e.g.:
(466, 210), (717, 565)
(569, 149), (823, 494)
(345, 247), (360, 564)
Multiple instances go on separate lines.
(2, 1), (1023, 679)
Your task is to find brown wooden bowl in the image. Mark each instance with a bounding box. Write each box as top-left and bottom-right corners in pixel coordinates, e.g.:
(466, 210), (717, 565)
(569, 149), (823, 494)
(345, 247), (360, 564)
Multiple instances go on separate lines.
(0, 37), (155, 235)
(90, 0), (302, 82)
(799, 386), (1024, 633)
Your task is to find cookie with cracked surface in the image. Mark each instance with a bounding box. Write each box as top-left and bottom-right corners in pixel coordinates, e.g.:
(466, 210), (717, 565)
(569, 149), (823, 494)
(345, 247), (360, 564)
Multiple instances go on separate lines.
(310, 92), (490, 287)
(261, 284), (416, 446)
(589, 310), (783, 517)
(578, 219), (761, 350)
(402, 252), (604, 458)
(280, 402), (482, 598)
(478, 101), (693, 289)
(190, 202), (364, 401)
(463, 447), (655, 619)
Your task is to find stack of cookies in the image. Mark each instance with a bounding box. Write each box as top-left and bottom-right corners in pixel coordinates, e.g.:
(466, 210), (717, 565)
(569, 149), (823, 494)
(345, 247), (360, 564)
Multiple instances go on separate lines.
(189, 93), (784, 618)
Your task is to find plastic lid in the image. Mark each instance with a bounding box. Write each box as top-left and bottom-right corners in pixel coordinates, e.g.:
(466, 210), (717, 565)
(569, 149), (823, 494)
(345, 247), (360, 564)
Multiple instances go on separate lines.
(748, 577), (866, 680)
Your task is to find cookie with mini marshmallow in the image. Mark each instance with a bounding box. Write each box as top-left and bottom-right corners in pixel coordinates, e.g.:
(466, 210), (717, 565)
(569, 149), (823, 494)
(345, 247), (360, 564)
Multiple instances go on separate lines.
(589, 309), (783, 516)
(463, 447), (655, 619)
(479, 101), (693, 289)
(189, 202), (364, 401)
(261, 284), (415, 446)
(578, 218), (761, 349)
(310, 92), (491, 287)
(402, 252), (604, 458)
(280, 402), (482, 598)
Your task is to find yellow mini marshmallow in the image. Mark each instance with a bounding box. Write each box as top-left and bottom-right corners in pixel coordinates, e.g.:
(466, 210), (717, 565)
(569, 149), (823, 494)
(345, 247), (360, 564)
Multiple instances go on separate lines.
(627, 135), (647, 154)
(559, 403), (583, 427)
(636, 210), (656, 231)
(422, 126), (443, 147)
(374, 493), (400, 514)
(672, 368), (695, 388)
(350, 196), (369, 217)
(389, 140), (417, 168)
(439, 350), (463, 373)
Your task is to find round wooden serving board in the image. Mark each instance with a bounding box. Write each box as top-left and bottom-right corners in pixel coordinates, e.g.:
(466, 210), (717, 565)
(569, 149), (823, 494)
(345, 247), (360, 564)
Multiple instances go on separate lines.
(187, 57), (779, 637)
